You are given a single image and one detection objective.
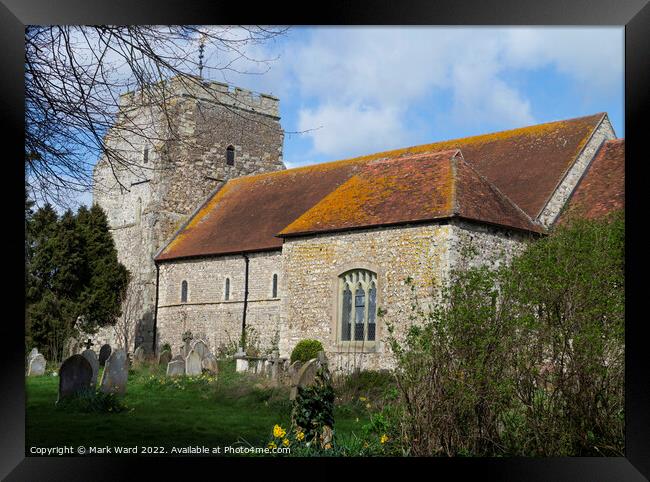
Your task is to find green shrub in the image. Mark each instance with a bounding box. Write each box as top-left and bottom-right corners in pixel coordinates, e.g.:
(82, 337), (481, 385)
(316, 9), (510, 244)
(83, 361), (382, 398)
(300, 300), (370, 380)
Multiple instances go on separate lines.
(55, 388), (127, 413)
(290, 339), (323, 364)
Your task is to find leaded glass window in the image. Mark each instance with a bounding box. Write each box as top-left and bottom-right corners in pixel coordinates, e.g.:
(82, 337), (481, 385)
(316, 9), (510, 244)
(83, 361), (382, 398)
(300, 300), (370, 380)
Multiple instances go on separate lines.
(224, 278), (230, 301)
(226, 145), (235, 166)
(272, 274), (278, 298)
(339, 269), (377, 343)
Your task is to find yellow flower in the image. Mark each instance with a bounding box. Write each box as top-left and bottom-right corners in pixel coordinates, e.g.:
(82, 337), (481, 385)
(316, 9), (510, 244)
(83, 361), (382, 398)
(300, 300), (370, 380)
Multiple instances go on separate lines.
(268, 441), (277, 449)
(296, 431), (305, 441)
(273, 424), (286, 438)
(324, 443), (332, 450)
(282, 438), (290, 447)
(380, 434), (389, 444)
(358, 396), (367, 402)
(366, 403), (371, 409)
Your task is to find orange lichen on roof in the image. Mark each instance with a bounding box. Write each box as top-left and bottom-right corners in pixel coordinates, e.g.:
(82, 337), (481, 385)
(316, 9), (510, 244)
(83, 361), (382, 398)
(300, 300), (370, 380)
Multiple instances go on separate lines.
(558, 139), (624, 224)
(156, 113), (604, 261)
(280, 150), (540, 237)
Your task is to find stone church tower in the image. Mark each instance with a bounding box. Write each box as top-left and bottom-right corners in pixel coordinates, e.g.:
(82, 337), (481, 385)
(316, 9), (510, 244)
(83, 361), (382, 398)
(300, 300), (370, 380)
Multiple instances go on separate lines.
(92, 76), (285, 352)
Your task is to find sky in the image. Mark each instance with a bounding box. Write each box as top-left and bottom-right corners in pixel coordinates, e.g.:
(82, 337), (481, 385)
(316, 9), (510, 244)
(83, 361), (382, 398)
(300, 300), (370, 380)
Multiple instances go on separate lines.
(73, 26), (624, 207)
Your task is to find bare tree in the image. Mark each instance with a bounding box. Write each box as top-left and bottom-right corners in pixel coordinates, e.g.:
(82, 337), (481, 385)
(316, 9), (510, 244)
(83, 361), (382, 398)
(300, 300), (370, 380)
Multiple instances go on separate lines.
(25, 25), (288, 208)
(113, 277), (143, 353)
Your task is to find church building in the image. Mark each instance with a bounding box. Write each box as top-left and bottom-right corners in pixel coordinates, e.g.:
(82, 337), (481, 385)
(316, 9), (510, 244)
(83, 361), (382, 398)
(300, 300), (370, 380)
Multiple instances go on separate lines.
(93, 78), (624, 372)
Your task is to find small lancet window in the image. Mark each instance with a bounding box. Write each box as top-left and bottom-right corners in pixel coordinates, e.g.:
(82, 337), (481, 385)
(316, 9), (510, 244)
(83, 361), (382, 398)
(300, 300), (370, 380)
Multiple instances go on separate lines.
(181, 280), (188, 303)
(272, 274), (278, 298)
(143, 146), (149, 164)
(226, 145), (235, 166)
(224, 278), (230, 301)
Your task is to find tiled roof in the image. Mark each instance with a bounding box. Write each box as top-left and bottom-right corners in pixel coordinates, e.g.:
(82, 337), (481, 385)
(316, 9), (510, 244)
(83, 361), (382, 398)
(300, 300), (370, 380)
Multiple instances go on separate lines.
(279, 150), (539, 237)
(558, 139), (624, 223)
(156, 113), (605, 261)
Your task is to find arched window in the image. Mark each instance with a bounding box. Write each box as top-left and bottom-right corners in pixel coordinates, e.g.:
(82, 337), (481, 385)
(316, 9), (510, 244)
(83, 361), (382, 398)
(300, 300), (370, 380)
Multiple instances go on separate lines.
(226, 145), (235, 166)
(272, 274), (278, 298)
(338, 269), (377, 342)
(143, 146), (149, 164)
(181, 280), (188, 303)
(224, 278), (230, 301)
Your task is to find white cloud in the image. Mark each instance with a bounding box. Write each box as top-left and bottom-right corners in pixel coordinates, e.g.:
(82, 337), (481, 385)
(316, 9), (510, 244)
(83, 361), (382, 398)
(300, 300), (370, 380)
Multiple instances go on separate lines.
(297, 102), (407, 159)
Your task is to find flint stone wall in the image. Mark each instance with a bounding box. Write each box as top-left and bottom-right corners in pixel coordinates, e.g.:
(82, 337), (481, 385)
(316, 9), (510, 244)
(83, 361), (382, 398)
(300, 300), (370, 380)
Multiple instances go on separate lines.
(156, 250), (283, 356)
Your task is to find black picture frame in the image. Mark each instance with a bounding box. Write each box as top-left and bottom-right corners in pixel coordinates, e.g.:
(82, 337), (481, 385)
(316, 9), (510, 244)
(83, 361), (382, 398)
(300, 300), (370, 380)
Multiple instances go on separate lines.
(2, 1), (648, 479)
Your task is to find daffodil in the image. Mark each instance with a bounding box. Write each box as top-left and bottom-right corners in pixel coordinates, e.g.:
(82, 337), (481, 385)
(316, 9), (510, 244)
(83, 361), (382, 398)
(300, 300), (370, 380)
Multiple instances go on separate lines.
(268, 441), (277, 449)
(296, 431), (305, 441)
(380, 434), (389, 444)
(282, 438), (290, 447)
(273, 424), (286, 438)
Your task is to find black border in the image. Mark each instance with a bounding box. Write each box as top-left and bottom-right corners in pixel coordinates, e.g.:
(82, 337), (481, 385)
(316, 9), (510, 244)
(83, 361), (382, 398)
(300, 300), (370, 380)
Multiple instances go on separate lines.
(2, 1), (648, 479)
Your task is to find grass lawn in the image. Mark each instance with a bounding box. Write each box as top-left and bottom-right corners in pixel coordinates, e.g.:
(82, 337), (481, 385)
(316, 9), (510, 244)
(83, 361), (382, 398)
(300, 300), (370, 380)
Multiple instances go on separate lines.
(26, 361), (367, 455)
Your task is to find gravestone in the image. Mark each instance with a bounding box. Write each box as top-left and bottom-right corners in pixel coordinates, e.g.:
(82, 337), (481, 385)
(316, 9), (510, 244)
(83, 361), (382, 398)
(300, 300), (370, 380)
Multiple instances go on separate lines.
(100, 348), (128, 395)
(201, 353), (218, 375)
(81, 349), (99, 386)
(133, 346), (146, 365)
(27, 353), (46, 376)
(98, 344), (112, 367)
(171, 354), (184, 362)
(158, 350), (172, 366)
(289, 361), (302, 383)
(28, 348), (39, 359)
(167, 359), (185, 377)
(289, 358), (319, 401)
(58, 354), (93, 402)
(185, 349), (202, 376)
(191, 339), (209, 360)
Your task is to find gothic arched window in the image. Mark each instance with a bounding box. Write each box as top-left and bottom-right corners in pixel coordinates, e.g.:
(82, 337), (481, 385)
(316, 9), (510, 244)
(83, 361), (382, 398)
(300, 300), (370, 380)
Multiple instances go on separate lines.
(338, 269), (377, 342)
(272, 273), (278, 298)
(181, 280), (188, 303)
(226, 145), (235, 166)
(224, 278), (230, 301)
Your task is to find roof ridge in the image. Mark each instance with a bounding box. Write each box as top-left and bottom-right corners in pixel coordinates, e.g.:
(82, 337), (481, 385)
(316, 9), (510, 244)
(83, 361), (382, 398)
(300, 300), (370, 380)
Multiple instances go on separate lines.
(455, 155), (541, 231)
(225, 112), (607, 187)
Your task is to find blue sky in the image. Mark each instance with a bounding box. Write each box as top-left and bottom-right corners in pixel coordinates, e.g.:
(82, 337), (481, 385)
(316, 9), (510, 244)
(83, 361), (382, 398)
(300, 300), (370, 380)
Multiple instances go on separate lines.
(211, 27), (624, 169)
(69, 26), (623, 209)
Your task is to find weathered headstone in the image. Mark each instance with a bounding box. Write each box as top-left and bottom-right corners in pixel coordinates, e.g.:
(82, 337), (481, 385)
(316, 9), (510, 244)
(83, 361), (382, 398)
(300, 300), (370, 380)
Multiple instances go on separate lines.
(185, 349), (202, 376)
(28, 348), (39, 359)
(171, 354), (184, 362)
(191, 339), (209, 360)
(58, 354), (93, 402)
(81, 349), (99, 386)
(289, 358), (319, 400)
(133, 346), (146, 365)
(166, 359), (185, 377)
(98, 344), (112, 367)
(289, 361), (302, 382)
(100, 348), (128, 395)
(201, 353), (218, 375)
(158, 350), (172, 366)
(27, 353), (46, 376)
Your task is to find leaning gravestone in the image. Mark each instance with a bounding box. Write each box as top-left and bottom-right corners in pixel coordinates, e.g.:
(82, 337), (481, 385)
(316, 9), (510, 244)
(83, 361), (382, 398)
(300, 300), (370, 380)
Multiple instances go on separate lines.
(158, 350), (172, 366)
(27, 353), (46, 376)
(166, 359), (185, 377)
(289, 358), (319, 401)
(100, 348), (128, 395)
(58, 354), (93, 402)
(191, 339), (209, 360)
(185, 349), (202, 376)
(98, 344), (112, 367)
(201, 354), (218, 375)
(81, 349), (99, 387)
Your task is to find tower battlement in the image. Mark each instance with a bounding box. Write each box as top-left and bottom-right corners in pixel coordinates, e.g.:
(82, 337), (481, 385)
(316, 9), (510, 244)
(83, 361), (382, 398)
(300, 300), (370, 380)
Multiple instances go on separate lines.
(118, 76), (280, 118)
